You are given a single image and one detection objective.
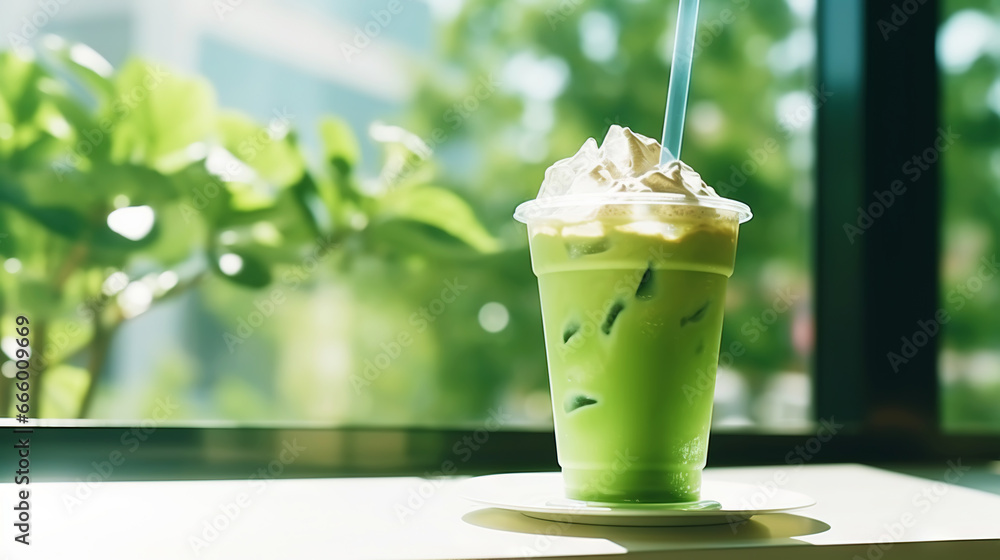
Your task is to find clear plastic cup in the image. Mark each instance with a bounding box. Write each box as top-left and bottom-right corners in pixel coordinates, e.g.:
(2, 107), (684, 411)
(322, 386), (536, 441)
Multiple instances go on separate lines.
(515, 193), (752, 503)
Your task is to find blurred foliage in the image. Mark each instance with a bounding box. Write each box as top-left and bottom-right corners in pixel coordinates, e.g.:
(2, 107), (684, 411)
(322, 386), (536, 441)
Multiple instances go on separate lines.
(940, 1), (1000, 431)
(382, 0), (814, 425)
(0, 37), (497, 419)
(2, 0), (819, 428)
(2, 0), (994, 431)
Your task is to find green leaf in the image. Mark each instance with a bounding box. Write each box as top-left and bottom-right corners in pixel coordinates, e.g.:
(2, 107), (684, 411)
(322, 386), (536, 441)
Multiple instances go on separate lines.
(319, 116), (361, 173)
(46, 91), (97, 134)
(89, 162), (179, 206)
(12, 168), (98, 212)
(0, 51), (45, 124)
(319, 117), (363, 208)
(0, 174), (87, 237)
(211, 249), (272, 288)
(107, 59), (216, 168)
(27, 205), (87, 237)
(39, 364), (91, 419)
(376, 186), (499, 253)
(224, 181), (279, 211)
(171, 160), (233, 222)
(18, 279), (62, 318)
(0, 210), (15, 256)
(39, 36), (115, 102)
(9, 132), (63, 170)
(140, 204), (205, 267)
(217, 111), (304, 188)
(365, 218), (487, 261)
(213, 189), (318, 249)
(289, 172), (329, 236)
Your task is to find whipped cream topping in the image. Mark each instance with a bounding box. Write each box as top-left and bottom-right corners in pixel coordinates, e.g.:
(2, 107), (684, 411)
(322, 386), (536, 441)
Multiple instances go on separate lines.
(538, 125), (719, 199)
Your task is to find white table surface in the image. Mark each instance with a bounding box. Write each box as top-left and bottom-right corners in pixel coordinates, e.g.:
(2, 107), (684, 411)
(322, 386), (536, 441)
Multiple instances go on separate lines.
(2, 464), (998, 559)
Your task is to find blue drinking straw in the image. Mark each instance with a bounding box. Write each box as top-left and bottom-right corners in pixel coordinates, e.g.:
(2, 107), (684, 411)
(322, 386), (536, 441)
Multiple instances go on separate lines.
(660, 0), (701, 164)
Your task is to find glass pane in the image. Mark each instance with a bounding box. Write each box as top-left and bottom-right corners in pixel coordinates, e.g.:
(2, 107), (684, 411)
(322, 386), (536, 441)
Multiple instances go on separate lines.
(938, 2), (1000, 432)
(0, 0), (814, 431)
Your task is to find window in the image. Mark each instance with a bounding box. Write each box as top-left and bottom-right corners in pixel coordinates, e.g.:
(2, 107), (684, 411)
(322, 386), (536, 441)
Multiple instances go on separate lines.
(938, 1), (1000, 432)
(0, 0), (818, 431)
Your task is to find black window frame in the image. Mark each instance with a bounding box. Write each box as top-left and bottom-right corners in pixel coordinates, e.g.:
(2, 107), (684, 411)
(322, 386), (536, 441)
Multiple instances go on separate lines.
(5, 0), (1000, 482)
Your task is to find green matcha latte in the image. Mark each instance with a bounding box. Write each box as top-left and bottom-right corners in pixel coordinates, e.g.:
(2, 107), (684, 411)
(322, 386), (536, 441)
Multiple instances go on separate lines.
(515, 126), (752, 503)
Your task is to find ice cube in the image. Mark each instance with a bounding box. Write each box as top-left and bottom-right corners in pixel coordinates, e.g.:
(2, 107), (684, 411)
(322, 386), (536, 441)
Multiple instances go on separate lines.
(563, 321), (580, 343)
(531, 225), (559, 237)
(562, 222), (604, 237)
(635, 264), (654, 300)
(617, 221), (683, 241)
(564, 394), (598, 413)
(564, 238), (610, 258)
(681, 301), (710, 327)
(601, 301), (625, 335)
